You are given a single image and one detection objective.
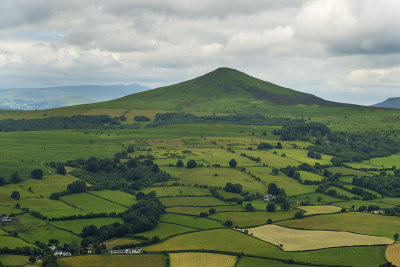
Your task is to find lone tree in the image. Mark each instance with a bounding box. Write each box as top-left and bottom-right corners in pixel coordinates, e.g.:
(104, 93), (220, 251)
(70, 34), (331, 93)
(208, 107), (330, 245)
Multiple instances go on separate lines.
(11, 191), (20, 200)
(187, 160), (197, 169)
(266, 203), (276, 212)
(245, 203), (255, 211)
(229, 159), (237, 168)
(176, 160), (184, 167)
(0, 177), (5, 186)
(10, 172), (21, 184)
(276, 142), (283, 149)
(209, 208), (216, 215)
(394, 233), (399, 241)
(223, 220), (233, 227)
(31, 169), (43, 180)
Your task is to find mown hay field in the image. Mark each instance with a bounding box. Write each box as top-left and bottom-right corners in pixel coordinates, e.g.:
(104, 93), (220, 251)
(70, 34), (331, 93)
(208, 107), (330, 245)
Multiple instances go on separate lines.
(170, 252), (237, 267)
(164, 167), (267, 194)
(278, 212), (400, 238)
(58, 254), (165, 267)
(159, 196), (229, 207)
(299, 205), (341, 215)
(141, 186), (211, 197)
(246, 224), (392, 251)
(385, 244), (400, 267)
(145, 228), (387, 266)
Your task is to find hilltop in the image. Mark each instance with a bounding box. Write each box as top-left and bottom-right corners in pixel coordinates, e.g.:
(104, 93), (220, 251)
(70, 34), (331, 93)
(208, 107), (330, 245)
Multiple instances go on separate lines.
(372, 97), (400, 109)
(82, 67), (347, 112)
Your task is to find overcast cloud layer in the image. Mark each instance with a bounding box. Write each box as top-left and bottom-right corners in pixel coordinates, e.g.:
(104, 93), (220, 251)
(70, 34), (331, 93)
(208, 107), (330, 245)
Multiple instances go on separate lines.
(1, 0), (400, 105)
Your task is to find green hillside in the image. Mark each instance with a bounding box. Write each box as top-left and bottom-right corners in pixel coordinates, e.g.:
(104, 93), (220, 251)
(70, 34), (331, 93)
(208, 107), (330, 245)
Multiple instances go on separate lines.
(83, 67), (345, 111)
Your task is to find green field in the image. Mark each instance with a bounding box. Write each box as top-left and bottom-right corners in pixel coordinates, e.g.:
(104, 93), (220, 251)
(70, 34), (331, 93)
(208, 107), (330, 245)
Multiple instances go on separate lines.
(51, 218), (123, 234)
(0, 255), (29, 266)
(0, 236), (34, 249)
(246, 167), (317, 196)
(61, 193), (128, 213)
(140, 222), (195, 239)
(89, 190), (137, 207)
(160, 196), (229, 207)
(145, 228), (387, 266)
(278, 212), (400, 238)
(327, 167), (373, 177)
(160, 214), (222, 229)
(237, 257), (306, 267)
(164, 167), (267, 194)
(210, 210), (297, 227)
(166, 205), (245, 215)
(141, 186), (211, 197)
(290, 193), (342, 205)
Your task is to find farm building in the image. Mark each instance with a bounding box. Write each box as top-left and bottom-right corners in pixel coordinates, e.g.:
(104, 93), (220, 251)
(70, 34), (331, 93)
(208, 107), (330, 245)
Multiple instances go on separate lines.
(263, 194), (275, 202)
(109, 247), (142, 254)
(0, 214), (11, 222)
(54, 250), (72, 257)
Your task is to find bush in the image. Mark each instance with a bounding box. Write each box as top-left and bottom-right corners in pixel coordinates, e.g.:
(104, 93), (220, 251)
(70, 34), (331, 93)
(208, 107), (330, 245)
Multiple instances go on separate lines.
(229, 159), (237, 168)
(57, 165), (66, 175)
(294, 211), (304, 218)
(223, 220), (233, 227)
(245, 203), (255, 211)
(31, 169), (43, 179)
(267, 219), (273, 224)
(134, 116), (150, 122)
(11, 191), (20, 200)
(199, 212), (208, 218)
(208, 208), (216, 215)
(266, 203), (276, 212)
(187, 160), (197, 169)
(176, 160), (184, 167)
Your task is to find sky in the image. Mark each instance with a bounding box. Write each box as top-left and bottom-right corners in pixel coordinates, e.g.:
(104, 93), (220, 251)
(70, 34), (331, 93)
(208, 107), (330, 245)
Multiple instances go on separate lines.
(1, 0), (400, 105)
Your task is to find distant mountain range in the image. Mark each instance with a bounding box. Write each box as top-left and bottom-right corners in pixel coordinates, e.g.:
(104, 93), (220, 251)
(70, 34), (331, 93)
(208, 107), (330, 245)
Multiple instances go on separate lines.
(372, 98), (400, 109)
(0, 84), (150, 110)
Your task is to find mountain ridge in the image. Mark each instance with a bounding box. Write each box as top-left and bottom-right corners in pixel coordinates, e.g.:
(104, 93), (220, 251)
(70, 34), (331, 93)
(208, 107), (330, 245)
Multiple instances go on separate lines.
(372, 97), (400, 109)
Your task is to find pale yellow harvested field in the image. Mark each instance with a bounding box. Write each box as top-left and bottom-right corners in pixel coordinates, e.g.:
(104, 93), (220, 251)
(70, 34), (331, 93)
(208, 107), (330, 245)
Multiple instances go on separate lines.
(246, 225), (393, 251)
(82, 109), (128, 117)
(124, 109), (171, 120)
(299, 205), (342, 215)
(170, 252), (236, 267)
(386, 244), (400, 266)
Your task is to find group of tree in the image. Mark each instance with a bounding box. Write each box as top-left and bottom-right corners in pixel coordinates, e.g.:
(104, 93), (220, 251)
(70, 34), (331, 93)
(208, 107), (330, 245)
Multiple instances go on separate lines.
(63, 151), (170, 192)
(0, 115), (123, 132)
(224, 182), (243, 193)
(80, 192), (164, 245)
(149, 112), (304, 128)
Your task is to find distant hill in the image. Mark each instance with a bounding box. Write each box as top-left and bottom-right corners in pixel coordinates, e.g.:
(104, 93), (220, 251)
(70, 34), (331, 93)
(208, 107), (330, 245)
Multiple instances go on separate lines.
(82, 67), (348, 112)
(0, 84), (150, 110)
(372, 98), (400, 109)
